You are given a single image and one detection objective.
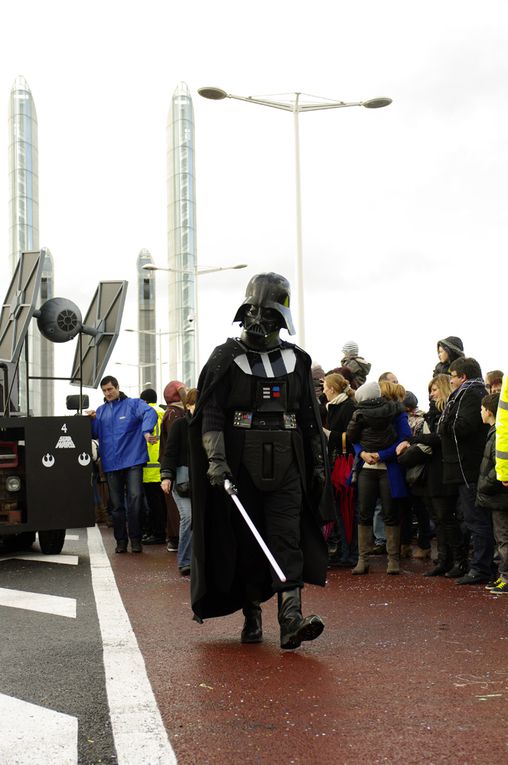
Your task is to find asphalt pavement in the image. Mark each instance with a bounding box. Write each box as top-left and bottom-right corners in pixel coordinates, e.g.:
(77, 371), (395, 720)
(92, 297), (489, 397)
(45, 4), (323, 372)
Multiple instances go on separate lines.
(1, 527), (507, 764)
(109, 529), (508, 765)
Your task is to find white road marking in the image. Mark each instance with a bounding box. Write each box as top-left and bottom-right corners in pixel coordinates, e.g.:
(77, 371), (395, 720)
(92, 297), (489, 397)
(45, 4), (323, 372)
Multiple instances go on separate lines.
(0, 553), (79, 565)
(0, 693), (78, 765)
(65, 534), (80, 540)
(0, 588), (77, 618)
(87, 525), (177, 765)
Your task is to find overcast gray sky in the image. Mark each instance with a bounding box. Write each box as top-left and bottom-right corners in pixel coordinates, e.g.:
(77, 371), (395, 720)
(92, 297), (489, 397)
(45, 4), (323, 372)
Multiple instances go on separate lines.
(1, 1), (507, 410)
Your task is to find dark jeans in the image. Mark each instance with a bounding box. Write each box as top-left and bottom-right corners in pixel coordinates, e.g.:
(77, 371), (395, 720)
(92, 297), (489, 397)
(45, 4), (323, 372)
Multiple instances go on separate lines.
(458, 483), (496, 578)
(357, 469), (400, 527)
(107, 465), (144, 543)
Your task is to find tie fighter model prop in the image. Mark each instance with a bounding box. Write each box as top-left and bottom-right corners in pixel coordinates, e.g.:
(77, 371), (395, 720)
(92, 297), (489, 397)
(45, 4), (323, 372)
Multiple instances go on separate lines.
(0, 250), (127, 415)
(0, 251), (128, 552)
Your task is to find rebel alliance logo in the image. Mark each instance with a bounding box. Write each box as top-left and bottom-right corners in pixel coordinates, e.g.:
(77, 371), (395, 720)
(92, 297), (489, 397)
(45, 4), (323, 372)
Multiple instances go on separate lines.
(42, 454), (55, 468)
(78, 453), (91, 466)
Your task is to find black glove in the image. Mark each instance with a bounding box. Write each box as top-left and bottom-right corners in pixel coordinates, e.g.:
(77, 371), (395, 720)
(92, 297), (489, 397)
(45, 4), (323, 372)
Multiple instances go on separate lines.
(202, 431), (232, 487)
(310, 434), (326, 495)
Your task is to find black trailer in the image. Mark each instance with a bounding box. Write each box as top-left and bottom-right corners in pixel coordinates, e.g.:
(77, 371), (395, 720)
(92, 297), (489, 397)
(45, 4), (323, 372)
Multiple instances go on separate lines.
(0, 415), (95, 553)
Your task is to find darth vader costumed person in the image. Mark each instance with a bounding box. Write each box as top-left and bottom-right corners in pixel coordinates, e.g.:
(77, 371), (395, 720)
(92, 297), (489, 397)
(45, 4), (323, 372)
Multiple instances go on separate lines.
(188, 272), (335, 649)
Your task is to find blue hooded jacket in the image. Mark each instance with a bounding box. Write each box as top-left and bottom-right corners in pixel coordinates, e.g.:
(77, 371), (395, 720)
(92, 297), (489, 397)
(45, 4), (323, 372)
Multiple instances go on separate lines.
(91, 396), (158, 473)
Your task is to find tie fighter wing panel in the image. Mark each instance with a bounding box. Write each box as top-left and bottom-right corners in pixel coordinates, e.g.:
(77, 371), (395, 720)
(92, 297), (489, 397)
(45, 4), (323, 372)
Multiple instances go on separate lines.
(70, 280), (128, 388)
(0, 251), (44, 364)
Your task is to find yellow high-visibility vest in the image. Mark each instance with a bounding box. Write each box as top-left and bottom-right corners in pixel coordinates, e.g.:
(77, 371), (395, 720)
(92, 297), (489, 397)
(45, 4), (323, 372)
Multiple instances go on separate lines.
(143, 404), (165, 483)
(496, 375), (508, 482)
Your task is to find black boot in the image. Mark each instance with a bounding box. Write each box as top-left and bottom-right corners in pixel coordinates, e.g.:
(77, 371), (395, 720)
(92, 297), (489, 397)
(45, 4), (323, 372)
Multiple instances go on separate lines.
(423, 564), (449, 577)
(277, 589), (324, 650)
(241, 602), (263, 644)
(444, 561), (468, 578)
(424, 536), (452, 577)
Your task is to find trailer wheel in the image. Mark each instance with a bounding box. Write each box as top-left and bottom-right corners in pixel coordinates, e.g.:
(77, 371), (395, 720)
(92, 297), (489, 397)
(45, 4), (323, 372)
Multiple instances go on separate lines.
(38, 529), (66, 555)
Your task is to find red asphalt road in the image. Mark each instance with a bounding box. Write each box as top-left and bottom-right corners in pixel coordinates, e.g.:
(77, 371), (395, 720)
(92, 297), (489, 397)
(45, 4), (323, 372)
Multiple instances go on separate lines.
(104, 527), (508, 765)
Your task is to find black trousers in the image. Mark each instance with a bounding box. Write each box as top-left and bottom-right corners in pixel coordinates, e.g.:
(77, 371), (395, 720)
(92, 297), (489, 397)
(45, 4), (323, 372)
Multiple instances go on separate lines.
(356, 469), (400, 527)
(430, 494), (465, 565)
(233, 462), (304, 593)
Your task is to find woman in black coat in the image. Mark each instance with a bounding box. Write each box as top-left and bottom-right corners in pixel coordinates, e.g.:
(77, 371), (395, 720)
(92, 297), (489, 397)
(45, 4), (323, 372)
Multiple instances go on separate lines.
(398, 374), (467, 577)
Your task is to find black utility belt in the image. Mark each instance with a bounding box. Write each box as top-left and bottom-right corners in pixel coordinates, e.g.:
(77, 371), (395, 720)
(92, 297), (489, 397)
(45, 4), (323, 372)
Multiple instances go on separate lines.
(232, 411), (297, 430)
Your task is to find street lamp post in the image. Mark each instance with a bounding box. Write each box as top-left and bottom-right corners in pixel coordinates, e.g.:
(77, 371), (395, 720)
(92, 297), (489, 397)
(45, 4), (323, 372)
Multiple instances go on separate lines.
(198, 87), (392, 348)
(142, 262), (247, 383)
(114, 361), (159, 393)
(124, 328), (178, 396)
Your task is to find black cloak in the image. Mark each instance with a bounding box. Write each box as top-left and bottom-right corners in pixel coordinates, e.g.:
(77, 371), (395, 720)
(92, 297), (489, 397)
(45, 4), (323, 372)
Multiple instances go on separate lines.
(188, 338), (335, 622)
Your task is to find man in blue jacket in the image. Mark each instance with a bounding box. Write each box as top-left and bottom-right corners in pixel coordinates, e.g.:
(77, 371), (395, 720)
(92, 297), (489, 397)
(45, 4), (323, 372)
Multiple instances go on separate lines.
(88, 375), (158, 553)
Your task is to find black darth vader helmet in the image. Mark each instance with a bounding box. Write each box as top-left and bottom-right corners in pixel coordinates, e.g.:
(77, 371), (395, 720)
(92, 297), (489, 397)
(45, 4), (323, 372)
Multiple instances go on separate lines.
(233, 272), (295, 336)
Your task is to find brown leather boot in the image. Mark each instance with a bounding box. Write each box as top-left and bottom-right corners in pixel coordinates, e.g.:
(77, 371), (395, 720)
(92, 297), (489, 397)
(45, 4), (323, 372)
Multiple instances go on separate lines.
(386, 526), (401, 574)
(352, 526), (373, 574)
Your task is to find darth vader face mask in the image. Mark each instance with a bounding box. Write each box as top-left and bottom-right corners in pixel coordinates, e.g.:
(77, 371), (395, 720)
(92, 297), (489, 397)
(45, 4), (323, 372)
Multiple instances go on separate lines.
(242, 304), (283, 338)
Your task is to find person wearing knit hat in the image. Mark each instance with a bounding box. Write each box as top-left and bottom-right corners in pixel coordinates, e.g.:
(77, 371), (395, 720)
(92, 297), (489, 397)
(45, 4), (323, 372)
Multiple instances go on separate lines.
(160, 380), (189, 551)
(433, 336), (464, 376)
(340, 342), (371, 390)
(342, 341), (359, 359)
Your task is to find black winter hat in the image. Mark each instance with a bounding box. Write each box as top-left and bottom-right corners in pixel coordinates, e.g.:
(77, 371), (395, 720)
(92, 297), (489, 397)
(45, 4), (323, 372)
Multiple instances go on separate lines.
(437, 336), (464, 358)
(403, 391), (418, 410)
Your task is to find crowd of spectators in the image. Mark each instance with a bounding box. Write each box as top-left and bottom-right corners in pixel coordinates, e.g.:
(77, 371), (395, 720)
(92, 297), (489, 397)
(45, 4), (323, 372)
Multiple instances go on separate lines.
(313, 337), (508, 592)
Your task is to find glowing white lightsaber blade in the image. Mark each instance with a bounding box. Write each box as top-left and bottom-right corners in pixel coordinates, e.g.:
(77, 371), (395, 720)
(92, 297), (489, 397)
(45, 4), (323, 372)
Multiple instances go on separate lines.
(224, 479), (286, 582)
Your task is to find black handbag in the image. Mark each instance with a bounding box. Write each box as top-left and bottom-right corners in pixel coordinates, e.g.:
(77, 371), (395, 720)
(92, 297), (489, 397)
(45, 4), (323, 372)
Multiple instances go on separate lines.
(398, 443), (432, 487)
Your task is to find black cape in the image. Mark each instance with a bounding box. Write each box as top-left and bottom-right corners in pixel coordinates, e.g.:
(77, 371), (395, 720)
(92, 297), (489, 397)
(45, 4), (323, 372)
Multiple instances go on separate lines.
(188, 338), (335, 621)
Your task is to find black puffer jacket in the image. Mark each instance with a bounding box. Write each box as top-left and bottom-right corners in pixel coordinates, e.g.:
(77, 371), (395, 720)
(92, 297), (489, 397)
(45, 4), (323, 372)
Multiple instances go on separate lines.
(347, 398), (403, 452)
(476, 426), (508, 510)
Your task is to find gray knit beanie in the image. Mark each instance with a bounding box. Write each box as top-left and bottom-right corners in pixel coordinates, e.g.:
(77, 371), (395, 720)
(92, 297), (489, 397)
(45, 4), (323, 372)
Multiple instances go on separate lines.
(354, 381), (381, 403)
(342, 340), (359, 358)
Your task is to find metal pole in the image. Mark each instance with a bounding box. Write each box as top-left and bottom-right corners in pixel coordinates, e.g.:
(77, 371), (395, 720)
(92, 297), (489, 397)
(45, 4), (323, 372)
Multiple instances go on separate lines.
(158, 329), (163, 398)
(293, 94), (305, 348)
(25, 336), (30, 416)
(194, 265), (200, 380)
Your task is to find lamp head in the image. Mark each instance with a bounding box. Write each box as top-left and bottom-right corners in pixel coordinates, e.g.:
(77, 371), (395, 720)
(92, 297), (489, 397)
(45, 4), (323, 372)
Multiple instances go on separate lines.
(362, 97), (392, 109)
(198, 86), (228, 100)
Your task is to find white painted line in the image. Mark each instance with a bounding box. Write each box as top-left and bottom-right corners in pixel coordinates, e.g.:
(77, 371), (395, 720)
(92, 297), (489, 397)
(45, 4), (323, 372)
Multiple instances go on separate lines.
(0, 554), (79, 565)
(87, 525), (177, 765)
(0, 692), (78, 765)
(65, 534), (80, 540)
(0, 588), (76, 618)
